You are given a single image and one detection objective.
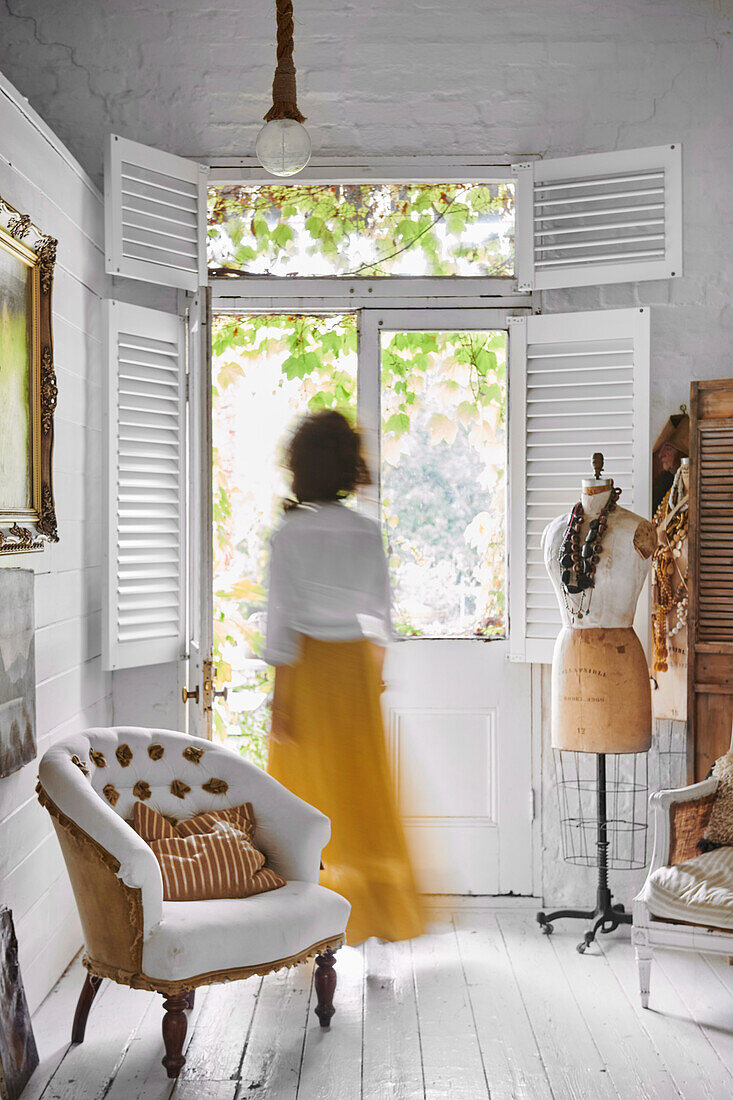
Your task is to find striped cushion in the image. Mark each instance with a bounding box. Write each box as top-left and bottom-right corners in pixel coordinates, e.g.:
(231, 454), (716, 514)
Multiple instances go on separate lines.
(643, 846), (733, 930)
(134, 802), (286, 902)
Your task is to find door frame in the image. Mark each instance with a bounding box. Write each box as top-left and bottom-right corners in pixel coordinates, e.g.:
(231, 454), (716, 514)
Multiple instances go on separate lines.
(209, 289), (542, 895)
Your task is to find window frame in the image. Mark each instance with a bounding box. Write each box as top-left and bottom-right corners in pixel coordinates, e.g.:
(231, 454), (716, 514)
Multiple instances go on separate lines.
(206, 157), (530, 295)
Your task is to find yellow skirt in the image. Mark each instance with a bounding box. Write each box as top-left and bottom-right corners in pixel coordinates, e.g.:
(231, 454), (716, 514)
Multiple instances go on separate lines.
(267, 635), (425, 945)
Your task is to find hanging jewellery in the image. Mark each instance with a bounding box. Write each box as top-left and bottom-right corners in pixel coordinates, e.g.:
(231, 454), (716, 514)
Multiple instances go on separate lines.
(558, 487), (622, 622)
(651, 465), (689, 671)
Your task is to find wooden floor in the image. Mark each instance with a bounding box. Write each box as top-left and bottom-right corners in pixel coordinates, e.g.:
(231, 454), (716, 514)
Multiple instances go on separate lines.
(26, 910), (733, 1100)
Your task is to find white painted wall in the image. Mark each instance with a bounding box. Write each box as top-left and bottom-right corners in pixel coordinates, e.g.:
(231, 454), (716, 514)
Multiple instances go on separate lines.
(0, 72), (109, 1011)
(0, 0), (730, 912)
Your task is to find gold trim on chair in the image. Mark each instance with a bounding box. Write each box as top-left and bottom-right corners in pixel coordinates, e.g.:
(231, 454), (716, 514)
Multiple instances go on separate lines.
(36, 783), (146, 972)
(82, 934), (347, 996)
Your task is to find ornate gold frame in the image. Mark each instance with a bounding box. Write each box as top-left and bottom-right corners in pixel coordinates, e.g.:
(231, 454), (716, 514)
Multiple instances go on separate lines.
(0, 198), (58, 553)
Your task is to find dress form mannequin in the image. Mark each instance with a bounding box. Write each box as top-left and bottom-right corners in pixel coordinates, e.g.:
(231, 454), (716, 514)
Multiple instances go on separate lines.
(542, 461), (656, 753)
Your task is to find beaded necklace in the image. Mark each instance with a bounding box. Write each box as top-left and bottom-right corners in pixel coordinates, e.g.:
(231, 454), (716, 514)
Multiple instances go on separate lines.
(558, 488), (621, 621)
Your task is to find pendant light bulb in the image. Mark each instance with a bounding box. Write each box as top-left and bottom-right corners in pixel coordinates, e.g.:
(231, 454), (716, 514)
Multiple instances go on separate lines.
(256, 118), (312, 177)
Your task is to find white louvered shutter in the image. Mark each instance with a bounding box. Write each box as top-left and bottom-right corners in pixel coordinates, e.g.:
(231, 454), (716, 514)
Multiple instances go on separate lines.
(104, 301), (186, 671)
(513, 145), (682, 291)
(508, 308), (650, 663)
(105, 134), (208, 290)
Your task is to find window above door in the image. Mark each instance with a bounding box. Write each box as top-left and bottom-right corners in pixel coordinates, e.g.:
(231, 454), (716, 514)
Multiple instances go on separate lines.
(207, 181), (515, 279)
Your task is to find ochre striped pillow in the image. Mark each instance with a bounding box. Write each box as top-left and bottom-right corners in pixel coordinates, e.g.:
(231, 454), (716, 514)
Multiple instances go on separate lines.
(133, 801), (286, 902)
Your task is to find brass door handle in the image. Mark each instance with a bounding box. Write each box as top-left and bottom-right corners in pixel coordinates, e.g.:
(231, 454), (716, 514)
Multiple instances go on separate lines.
(182, 686), (199, 704)
(212, 686), (228, 702)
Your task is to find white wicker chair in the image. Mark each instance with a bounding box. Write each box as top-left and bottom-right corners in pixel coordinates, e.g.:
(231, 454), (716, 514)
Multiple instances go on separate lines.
(37, 726), (350, 1078)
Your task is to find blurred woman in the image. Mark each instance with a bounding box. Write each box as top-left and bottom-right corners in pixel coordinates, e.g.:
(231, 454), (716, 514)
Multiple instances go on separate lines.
(264, 410), (424, 944)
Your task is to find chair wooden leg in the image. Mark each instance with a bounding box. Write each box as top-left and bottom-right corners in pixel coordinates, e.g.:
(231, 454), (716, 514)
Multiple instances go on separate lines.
(635, 946), (653, 1009)
(71, 972), (103, 1044)
(161, 992), (189, 1078)
(185, 989), (195, 1010)
(314, 948), (337, 1028)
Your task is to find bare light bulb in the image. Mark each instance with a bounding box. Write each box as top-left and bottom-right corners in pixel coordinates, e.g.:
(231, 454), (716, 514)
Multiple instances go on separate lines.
(256, 118), (312, 177)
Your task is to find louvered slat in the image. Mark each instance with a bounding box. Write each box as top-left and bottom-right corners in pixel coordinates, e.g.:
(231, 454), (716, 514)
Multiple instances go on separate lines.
(697, 427), (733, 640)
(508, 309), (650, 663)
(104, 301), (185, 670)
(513, 145), (682, 291)
(105, 134), (208, 290)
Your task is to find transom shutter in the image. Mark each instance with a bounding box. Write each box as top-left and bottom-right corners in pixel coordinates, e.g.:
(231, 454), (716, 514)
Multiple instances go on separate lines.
(688, 380), (733, 779)
(508, 307), (651, 663)
(105, 134), (208, 290)
(513, 144), (682, 291)
(104, 300), (186, 671)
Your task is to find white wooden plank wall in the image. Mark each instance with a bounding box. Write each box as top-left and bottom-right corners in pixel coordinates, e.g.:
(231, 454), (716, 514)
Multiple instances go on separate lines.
(0, 71), (110, 1012)
(27, 914), (733, 1100)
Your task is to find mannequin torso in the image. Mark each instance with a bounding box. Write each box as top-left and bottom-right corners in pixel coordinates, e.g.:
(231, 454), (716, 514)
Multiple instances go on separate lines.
(543, 478), (655, 754)
(542, 485), (656, 628)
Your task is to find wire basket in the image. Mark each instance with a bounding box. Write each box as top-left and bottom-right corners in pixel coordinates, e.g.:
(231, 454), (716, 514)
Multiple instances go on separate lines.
(554, 750), (649, 869)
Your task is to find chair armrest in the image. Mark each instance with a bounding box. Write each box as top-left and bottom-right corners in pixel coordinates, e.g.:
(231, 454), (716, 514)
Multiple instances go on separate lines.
(241, 767), (331, 883)
(648, 778), (718, 872)
(38, 746), (163, 935)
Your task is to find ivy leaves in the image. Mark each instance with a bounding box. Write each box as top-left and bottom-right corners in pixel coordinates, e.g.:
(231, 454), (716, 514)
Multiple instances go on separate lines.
(208, 182), (514, 277)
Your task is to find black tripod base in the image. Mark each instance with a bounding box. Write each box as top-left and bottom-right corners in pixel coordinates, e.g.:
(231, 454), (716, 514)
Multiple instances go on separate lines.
(537, 888), (631, 953)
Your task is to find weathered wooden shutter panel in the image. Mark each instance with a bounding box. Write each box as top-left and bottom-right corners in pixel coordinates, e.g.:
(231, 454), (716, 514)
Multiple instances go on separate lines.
(688, 381), (733, 779)
(513, 144), (682, 291)
(508, 308), (651, 663)
(104, 300), (186, 671)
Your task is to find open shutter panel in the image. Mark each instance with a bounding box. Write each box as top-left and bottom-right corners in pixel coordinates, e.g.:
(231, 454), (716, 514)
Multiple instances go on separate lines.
(508, 308), (650, 663)
(514, 144), (682, 291)
(104, 300), (185, 671)
(105, 134), (208, 290)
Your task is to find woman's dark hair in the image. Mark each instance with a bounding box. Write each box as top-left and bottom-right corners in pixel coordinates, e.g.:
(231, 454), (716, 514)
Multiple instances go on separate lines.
(285, 410), (371, 507)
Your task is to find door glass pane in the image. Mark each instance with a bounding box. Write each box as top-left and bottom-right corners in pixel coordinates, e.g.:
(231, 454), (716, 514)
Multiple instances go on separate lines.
(208, 183), (514, 277)
(380, 329), (507, 638)
(212, 313), (357, 763)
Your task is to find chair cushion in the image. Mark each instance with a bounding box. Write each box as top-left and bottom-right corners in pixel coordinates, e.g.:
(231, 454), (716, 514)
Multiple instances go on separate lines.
(141, 881), (351, 982)
(704, 751), (733, 845)
(643, 846), (733, 930)
(134, 803), (285, 902)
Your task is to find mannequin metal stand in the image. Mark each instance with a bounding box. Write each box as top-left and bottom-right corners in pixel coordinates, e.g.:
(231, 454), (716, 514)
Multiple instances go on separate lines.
(536, 753), (632, 953)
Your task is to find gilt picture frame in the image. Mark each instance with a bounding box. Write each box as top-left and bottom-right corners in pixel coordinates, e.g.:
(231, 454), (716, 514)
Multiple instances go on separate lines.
(0, 197), (58, 554)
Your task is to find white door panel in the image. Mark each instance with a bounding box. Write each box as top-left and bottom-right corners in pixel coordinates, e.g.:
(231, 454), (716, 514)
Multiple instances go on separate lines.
(365, 307), (534, 897)
(384, 638), (532, 895)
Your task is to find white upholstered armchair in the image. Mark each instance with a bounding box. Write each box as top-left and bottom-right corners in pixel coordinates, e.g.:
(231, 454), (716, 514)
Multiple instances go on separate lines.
(37, 726), (350, 1078)
(632, 775), (733, 1008)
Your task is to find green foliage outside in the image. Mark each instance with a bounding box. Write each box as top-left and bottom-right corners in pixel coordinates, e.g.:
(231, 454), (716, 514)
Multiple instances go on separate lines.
(208, 182), (514, 277)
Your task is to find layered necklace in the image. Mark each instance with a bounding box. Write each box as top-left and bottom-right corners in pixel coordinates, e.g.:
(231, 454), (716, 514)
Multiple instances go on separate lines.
(558, 487), (621, 621)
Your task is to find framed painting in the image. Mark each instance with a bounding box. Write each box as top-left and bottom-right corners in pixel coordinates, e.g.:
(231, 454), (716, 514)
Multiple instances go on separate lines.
(0, 197), (58, 554)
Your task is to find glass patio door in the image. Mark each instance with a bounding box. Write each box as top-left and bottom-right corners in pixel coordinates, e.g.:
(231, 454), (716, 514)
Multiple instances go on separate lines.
(360, 308), (533, 895)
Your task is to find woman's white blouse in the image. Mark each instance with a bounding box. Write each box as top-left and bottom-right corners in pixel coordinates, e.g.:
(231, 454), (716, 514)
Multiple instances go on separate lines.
(264, 503), (393, 666)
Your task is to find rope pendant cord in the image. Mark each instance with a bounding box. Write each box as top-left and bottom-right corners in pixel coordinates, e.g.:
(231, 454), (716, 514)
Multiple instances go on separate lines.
(264, 0), (307, 123)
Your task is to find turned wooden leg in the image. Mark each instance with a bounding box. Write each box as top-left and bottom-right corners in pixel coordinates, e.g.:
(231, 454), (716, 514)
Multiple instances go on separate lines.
(314, 949), (337, 1028)
(161, 992), (189, 1078)
(635, 947), (653, 1009)
(71, 972), (103, 1044)
(185, 988), (195, 1010)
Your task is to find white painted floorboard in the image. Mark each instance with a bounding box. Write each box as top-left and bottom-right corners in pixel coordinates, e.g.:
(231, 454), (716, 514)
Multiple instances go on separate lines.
(27, 912), (733, 1100)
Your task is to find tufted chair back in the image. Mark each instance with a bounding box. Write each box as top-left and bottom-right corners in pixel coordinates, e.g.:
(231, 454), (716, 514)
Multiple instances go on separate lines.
(38, 727), (328, 890)
(51, 726), (253, 823)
